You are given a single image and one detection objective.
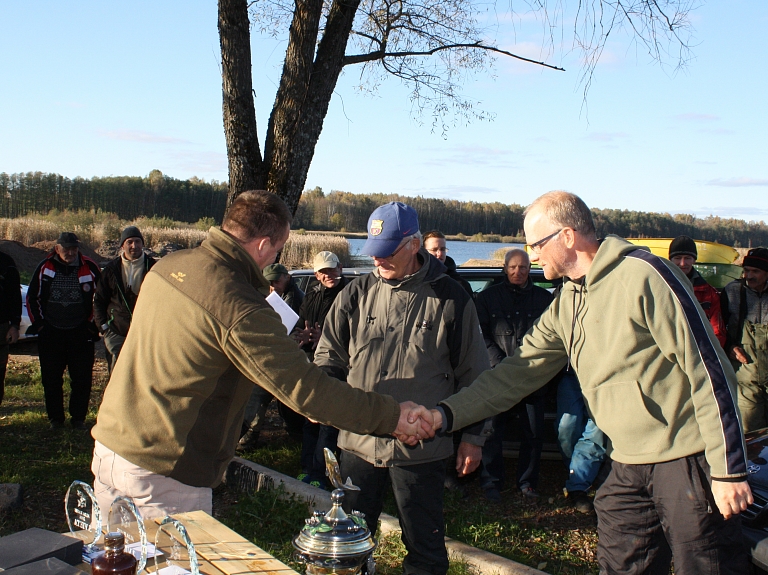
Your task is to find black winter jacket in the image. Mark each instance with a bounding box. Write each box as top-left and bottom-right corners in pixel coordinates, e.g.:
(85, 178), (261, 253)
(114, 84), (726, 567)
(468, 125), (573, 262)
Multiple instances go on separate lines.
(0, 252), (22, 328)
(475, 276), (554, 367)
(294, 277), (351, 358)
(93, 254), (157, 336)
(444, 255), (474, 297)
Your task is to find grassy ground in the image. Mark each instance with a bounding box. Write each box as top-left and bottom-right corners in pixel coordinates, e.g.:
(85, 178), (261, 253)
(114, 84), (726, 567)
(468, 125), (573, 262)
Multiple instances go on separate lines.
(0, 351), (599, 574)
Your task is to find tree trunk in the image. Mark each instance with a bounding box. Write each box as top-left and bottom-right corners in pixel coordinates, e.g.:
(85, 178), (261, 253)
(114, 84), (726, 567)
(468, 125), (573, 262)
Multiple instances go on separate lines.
(264, 0), (362, 215)
(218, 0), (266, 210)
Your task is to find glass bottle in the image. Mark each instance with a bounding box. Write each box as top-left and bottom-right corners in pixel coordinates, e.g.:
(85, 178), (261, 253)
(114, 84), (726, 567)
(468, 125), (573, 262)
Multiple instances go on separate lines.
(91, 531), (137, 575)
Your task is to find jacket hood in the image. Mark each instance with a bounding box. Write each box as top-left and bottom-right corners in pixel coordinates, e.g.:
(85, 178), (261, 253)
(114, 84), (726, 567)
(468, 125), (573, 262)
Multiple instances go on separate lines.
(202, 227), (271, 295)
(585, 235), (647, 289)
(373, 248), (447, 287)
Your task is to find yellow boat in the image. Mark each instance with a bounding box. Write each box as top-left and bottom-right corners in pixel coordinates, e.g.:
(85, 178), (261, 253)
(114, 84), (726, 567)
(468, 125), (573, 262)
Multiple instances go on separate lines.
(626, 238), (741, 288)
(625, 238), (739, 264)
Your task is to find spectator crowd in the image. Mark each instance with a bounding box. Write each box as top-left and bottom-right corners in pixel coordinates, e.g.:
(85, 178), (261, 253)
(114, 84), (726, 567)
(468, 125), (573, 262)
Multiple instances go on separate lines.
(0, 191), (766, 575)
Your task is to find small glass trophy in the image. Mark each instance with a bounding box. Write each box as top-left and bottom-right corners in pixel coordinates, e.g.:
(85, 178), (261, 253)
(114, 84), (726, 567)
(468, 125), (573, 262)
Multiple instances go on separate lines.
(107, 496), (148, 573)
(64, 480), (102, 552)
(154, 516), (199, 575)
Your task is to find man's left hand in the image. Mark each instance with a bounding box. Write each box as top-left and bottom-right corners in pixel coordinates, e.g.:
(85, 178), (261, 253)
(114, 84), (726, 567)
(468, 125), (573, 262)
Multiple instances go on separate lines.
(711, 480), (753, 519)
(6, 326), (19, 344)
(456, 442), (482, 477)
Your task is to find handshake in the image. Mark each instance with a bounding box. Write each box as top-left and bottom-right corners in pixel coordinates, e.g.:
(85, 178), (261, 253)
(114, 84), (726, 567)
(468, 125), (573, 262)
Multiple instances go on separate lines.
(393, 401), (445, 445)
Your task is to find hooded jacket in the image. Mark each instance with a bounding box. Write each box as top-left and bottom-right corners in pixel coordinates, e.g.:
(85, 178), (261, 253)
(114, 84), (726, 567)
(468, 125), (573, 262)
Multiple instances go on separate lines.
(314, 249), (491, 467)
(440, 235), (746, 480)
(92, 227), (402, 488)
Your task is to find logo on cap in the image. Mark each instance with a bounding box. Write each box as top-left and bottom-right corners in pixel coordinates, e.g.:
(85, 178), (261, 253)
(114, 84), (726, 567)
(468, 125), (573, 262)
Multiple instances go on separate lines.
(370, 219), (384, 236)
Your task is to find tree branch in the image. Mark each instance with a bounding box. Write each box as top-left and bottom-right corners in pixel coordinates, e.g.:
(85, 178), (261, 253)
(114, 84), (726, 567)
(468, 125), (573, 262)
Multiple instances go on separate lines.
(344, 42), (565, 70)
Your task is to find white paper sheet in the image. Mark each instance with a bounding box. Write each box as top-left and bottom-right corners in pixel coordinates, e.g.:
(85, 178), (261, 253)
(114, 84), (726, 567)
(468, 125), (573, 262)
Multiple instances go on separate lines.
(266, 291), (299, 334)
(157, 565), (192, 575)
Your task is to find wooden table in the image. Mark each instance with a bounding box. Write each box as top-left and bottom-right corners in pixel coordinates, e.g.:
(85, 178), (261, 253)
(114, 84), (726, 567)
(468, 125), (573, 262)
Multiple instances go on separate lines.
(73, 510), (300, 574)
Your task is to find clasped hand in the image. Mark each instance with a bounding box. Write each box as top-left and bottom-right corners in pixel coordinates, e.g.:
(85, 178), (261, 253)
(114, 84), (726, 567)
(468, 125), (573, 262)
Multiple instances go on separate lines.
(393, 402), (442, 445)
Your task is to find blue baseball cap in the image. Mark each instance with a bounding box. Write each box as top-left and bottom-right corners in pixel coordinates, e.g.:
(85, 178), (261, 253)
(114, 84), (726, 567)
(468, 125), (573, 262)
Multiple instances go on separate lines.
(360, 202), (420, 258)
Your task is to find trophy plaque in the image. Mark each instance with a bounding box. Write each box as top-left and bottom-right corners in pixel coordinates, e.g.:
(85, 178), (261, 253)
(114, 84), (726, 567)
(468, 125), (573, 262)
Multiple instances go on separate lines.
(64, 480), (102, 551)
(154, 516), (199, 575)
(107, 496), (148, 573)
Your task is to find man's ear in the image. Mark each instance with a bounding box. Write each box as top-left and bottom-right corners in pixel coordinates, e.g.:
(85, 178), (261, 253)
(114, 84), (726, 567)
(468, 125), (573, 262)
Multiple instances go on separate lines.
(561, 228), (576, 249)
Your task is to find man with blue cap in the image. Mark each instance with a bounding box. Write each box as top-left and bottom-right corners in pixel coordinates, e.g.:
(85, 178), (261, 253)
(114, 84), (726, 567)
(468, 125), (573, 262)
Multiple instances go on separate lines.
(314, 201), (490, 575)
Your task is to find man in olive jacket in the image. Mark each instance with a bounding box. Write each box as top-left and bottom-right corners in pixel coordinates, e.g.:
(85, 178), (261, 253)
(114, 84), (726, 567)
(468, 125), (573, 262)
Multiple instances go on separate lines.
(424, 191), (751, 575)
(314, 202), (490, 575)
(91, 191), (433, 520)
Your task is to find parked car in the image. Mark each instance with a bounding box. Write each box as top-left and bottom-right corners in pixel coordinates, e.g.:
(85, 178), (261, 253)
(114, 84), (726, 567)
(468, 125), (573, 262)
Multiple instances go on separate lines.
(17, 285), (34, 341)
(738, 429), (768, 574)
(290, 265), (562, 295)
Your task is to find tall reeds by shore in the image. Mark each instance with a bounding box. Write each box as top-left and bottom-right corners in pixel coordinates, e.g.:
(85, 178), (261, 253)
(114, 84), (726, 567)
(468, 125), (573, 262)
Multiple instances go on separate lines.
(280, 233), (351, 269)
(0, 210), (352, 269)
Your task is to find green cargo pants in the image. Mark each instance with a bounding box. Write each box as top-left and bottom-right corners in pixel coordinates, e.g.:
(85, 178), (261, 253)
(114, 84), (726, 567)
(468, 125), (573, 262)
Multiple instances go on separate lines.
(734, 321), (768, 432)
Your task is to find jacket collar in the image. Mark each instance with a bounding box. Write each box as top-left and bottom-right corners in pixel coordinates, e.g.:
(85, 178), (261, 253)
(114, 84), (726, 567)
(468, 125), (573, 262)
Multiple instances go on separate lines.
(373, 248), (446, 287)
(503, 276), (533, 293)
(202, 228), (271, 295)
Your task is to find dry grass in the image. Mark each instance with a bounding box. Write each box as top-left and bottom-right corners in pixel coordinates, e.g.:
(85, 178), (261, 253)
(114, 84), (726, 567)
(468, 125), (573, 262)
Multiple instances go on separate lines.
(280, 233), (351, 269)
(0, 213), (354, 264)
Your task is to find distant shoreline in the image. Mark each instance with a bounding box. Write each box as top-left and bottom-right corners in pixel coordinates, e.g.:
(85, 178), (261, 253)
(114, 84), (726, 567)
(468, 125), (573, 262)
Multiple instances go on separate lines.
(297, 230), (526, 243)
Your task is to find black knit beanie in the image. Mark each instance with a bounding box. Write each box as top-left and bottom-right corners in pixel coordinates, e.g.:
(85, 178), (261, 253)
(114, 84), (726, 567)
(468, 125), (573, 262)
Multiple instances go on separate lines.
(668, 235), (697, 259)
(743, 247), (768, 272)
(120, 226), (144, 247)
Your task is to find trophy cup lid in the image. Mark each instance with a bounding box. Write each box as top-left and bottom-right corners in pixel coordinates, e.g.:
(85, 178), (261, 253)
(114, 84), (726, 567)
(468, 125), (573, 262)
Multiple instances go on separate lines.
(292, 450), (376, 569)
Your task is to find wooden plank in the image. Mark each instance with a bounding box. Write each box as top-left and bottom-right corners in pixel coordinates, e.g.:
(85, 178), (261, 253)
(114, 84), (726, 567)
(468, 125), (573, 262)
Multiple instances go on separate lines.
(164, 511), (300, 575)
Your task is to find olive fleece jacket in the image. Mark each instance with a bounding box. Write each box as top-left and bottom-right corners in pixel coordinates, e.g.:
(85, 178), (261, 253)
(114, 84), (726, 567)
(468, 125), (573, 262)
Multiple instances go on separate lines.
(441, 235), (747, 480)
(92, 227), (401, 488)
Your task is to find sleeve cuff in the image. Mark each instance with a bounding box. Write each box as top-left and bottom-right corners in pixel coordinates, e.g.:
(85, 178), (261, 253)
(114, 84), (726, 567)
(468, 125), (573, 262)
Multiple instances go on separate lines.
(711, 475), (748, 482)
(435, 405), (452, 434)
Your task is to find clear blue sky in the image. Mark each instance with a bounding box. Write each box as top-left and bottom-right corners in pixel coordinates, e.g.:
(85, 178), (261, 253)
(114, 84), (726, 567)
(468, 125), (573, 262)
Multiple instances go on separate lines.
(1, 1), (766, 223)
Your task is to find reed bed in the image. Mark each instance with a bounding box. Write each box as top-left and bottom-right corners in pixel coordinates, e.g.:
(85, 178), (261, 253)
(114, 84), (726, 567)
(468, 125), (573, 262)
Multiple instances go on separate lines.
(280, 233), (351, 269)
(0, 217), (63, 246)
(0, 213), (352, 269)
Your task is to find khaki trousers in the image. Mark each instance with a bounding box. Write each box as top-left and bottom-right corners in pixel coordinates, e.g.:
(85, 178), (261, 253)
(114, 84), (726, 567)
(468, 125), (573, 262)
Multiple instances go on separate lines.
(91, 441), (212, 521)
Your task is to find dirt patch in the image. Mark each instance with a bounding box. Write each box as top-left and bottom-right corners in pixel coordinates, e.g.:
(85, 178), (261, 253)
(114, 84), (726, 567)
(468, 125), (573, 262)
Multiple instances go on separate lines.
(0, 240), (49, 277)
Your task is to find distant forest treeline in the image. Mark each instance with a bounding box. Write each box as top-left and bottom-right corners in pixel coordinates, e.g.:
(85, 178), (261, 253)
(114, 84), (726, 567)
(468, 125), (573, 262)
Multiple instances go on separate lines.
(0, 170), (228, 223)
(294, 187), (768, 247)
(2, 172), (767, 246)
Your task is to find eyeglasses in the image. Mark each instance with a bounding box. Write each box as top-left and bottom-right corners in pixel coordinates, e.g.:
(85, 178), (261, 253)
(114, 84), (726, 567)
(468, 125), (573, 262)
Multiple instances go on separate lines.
(526, 229), (563, 253)
(384, 239), (411, 259)
(426, 247), (448, 254)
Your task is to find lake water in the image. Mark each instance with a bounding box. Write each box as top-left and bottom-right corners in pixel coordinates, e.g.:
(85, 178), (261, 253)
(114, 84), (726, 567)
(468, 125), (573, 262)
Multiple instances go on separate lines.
(347, 238), (524, 265)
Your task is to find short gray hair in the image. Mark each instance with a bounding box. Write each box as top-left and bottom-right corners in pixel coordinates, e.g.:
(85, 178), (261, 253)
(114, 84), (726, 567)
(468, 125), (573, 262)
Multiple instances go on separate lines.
(524, 191), (596, 239)
(504, 248), (529, 267)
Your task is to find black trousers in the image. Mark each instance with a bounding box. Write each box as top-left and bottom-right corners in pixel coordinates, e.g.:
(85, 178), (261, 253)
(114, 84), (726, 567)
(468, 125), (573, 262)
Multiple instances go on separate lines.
(594, 455), (748, 575)
(340, 451), (449, 575)
(481, 392), (545, 491)
(38, 324), (94, 423)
